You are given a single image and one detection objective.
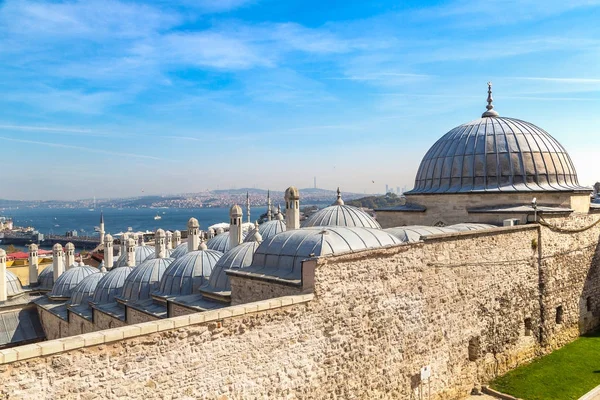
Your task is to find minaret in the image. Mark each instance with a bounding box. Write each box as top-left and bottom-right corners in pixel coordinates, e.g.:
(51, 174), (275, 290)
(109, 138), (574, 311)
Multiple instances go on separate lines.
(28, 244), (39, 285)
(65, 242), (75, 269)
(187, 218), (200, 252)
(105, 234), (114, 269)
(173, 230), (181, 248)
(267, 190), (272, 221)
(121, 232), (130, 255)
(155, 229), (166, 258)
(0, 249), (7, 302)
(333, 187), (344, 205)
(285, 186), (300, 230)
(246, 191), (251, 224)
(52, 243), (64, 281)
(482, 81), (500, 118)
(99, 211), (105, 246)
(126, 238), (136, 267)
(165, 231), (173, 250)
(229, 204), (243, 249)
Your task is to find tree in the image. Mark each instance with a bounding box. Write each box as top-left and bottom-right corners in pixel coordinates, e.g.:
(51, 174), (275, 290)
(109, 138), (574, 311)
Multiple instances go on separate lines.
(5, 244), (17, 254)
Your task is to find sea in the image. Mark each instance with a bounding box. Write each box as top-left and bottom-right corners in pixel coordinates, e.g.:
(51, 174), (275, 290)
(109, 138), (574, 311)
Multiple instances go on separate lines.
(0, 207), (268, 252)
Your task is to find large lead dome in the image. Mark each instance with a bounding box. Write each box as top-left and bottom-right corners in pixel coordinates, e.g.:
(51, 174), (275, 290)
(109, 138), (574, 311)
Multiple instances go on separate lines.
(408, 85), (585, 194)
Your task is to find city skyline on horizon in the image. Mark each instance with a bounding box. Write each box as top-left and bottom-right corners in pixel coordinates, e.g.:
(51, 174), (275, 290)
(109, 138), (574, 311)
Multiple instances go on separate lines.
(1, 0), (600, 200)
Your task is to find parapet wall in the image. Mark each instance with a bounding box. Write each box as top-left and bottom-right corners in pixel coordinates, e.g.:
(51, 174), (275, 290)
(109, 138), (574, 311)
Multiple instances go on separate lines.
(2, 215), (599, 399)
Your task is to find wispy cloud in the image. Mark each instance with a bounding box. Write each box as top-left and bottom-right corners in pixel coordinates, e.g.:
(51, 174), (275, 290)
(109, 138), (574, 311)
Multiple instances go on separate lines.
(0, 124), (92, 134)
(0, 136), (174, 162)
(512, 77), (600, 84)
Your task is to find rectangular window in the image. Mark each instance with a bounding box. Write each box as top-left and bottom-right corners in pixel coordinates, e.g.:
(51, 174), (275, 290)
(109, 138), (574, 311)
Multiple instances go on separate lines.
(524, 318), (532, 336)
(556, 306), (564, 324)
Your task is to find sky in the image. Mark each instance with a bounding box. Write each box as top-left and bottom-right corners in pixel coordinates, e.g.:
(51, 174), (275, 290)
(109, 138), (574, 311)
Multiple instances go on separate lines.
(0, 0), (599, 200)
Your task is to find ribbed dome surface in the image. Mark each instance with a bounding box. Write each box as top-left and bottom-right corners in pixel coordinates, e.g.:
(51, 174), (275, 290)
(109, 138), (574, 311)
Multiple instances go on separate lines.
(5, 270), (24, 298)
(250, 226), (400, 280)
(68, 272), (105, 306)
(244, 219), (286, 242)
(91, 266), (133, 304)
(201, 241), (259, 294)
(156, 249), (222, 297)
(206, 233), (232, 253)
(170, 243), (189, 259)
(113, 246), (155, 268)
(48, 266), (99, 299)
(409, 117), (585, 194)
(384, 226), (459, 243)
(38, 266), (54, 290)
(143, 248), (175, 262)
(303, 205), (381, 229)
(118, 258), (173, 302)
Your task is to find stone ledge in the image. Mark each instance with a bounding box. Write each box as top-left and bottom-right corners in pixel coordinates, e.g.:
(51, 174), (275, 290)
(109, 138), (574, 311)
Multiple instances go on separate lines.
(0, 293), (314, 365)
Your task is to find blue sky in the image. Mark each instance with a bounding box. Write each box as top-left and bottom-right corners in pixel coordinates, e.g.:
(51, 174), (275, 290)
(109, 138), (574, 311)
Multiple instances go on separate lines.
(0, 0), (599, 200)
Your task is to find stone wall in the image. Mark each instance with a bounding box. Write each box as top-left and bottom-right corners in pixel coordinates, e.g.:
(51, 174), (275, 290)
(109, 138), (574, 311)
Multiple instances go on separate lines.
(229, 275), (305, 305)
(92, 309), (127, 331)
(2, 216), (600, 399)
(126, 307), (160, 325)
(37, 308), (68, 341)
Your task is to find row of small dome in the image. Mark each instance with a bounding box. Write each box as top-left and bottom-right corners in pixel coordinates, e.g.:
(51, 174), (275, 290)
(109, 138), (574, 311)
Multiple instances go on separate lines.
(34, 220), (496, 316)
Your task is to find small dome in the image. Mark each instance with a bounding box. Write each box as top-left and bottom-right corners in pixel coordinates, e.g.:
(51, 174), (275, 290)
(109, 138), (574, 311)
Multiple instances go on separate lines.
(91, 266), (133, 305)
(67, 272), (105, 306)
(143, 248), (175, 262)
(206, 232), (232, 253)
(29, 244), (38, 251)
(384, 226), (459, 243)
(5, 270), (24, 298)
(285, 186), (299, 200)
(445, 223), (497, 231)
(230, 204), (243, 217)
(244, 219), (286, 242)
(155, 249), (222, 297)
(53, 243), (63, 251)
(113, 245), (155, 268)
(105, 233), (113, 242)
(302, 204), (381, 229)
(38, 266), (55, 290)
(170, 242), (189, 259)
(251, 227), (401, 280)
(65, 243), (75, 250)
(201, 241), (260, 295)
(118, 258), (174, 302)
(48, 266), (99, 300)
(188, 217), (199, 229)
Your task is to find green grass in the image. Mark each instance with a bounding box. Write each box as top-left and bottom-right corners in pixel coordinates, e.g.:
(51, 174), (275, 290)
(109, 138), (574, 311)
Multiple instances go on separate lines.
(491, 332), (600, 400)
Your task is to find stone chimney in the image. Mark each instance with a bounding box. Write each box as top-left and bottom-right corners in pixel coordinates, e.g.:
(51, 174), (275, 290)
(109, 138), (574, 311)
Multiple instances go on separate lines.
(155, 229), (166, 259)
(28, 244), (39, 285)
(53, 243), (65, 281)
(65, 242), (75, 269)
(126, 238), (136, 267)
(105, 234), (114, 269)
(285, 186), (300, 230)
(0, 249), (7, 302)
(229, 204), (243, 250)
(187, 218), (200, 252)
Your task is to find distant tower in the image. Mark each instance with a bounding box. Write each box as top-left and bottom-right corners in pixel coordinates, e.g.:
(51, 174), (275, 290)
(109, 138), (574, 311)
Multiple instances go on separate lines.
(28, 244), (39, 285)
(65, 242), (75, 270)
(0, 249), (7, 302)
(267, 190), (272, 221)
(229, 204), (243, 249)
(187, 218), (200, 252)
(165, 231), (173, 250)
(105, 234), (114, 269)
(246, 191), (251, 224)
(173, 230), (181, 248)
(126, 238), (136, 267)
(314, 176), (317, 189)
(99, 211), (105, 246)
(385, 184), (389, 194)
(285, 186), (300, 230)
(52, 243), (65, 281)
(155, 229), (166, 259)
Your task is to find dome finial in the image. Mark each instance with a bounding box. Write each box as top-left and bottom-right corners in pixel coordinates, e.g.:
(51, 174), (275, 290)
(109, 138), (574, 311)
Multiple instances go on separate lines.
(482, 81), (499, 118)
(333, 187), (344, 205)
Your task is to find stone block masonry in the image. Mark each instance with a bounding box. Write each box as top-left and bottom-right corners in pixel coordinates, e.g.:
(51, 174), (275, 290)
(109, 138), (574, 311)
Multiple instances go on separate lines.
(2, 215), (600, 399)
